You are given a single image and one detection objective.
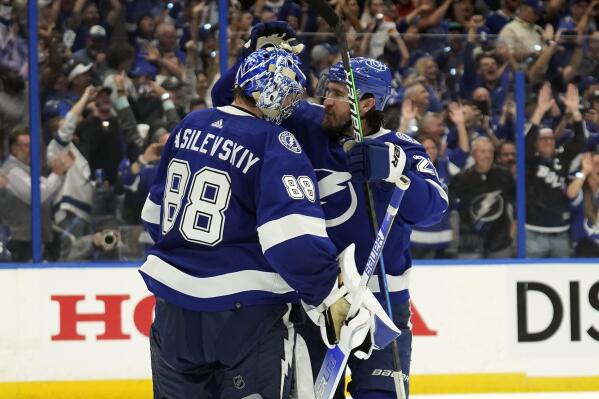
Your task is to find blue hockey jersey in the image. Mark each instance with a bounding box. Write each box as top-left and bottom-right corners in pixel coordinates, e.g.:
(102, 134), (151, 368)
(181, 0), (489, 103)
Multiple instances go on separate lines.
(139, 105), (339, 312)
(283, 102), (448, 303)
(212, 67), (448, 304)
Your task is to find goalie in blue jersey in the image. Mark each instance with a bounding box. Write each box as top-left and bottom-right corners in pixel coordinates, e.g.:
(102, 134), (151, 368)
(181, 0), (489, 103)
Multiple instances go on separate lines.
(139, 48), (399, 398)
(212, 23), (449, 399)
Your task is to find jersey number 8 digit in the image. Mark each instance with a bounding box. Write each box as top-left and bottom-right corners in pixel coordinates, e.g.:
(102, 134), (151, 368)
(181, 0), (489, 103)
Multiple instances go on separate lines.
(282, 175), (316, 202)
(163, 160), (231, 246)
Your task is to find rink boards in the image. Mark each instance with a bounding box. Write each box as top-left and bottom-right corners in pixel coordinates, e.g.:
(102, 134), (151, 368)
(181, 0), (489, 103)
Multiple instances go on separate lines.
(0, 261), (598, 397)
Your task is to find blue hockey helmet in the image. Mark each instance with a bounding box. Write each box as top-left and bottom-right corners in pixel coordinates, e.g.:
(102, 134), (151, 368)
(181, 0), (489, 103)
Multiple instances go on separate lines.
(326, 57), (392, 111)
(235, 47), (306, 124)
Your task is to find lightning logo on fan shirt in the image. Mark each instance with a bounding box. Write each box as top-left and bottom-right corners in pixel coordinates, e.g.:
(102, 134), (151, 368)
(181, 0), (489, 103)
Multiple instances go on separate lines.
(316, 169), (357, 227)
(470, 190), (504, 223)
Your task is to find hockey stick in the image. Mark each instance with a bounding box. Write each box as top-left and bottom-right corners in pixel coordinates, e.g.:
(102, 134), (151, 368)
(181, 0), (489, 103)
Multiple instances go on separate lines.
(304, 0), (408, 398)
(366, 185), (409, 398)
(313, 176), (410, 399)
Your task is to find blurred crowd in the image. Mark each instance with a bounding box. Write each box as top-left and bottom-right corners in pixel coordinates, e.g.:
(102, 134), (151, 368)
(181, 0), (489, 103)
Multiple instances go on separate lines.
(0, 0), (598, 261)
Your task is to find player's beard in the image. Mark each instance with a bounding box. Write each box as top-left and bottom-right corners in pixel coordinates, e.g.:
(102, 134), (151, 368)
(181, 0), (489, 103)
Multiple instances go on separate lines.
(322, 111), (352, 140)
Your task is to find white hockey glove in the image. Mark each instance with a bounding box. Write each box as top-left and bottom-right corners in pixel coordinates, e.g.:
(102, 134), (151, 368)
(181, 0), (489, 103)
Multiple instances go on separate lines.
(335, 246), (401, 359)
(303, 244), (354, 348)
(303, 244), (400, 359)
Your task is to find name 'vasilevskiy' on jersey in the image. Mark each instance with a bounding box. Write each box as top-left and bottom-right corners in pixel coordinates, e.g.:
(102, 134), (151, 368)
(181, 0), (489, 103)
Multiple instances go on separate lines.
(173, 128), (261, 174)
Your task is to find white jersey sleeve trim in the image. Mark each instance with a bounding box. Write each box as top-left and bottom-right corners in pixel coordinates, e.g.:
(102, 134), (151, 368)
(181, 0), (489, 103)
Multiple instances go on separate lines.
(425, 178), (449, 205)
(140, 255), (294, 298)
(410, 229), (452, 244)
(257, 213), (329, 253)
(367, 269), (411, 293)
(141, 196), (161, 224)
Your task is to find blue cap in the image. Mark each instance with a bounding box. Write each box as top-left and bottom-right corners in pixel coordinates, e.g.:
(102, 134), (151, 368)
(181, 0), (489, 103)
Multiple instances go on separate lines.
(327, 57), (392, 111)
(129, 61), (156, 79)
(522, 0), (544, 12)
(43, 99), (71, 121)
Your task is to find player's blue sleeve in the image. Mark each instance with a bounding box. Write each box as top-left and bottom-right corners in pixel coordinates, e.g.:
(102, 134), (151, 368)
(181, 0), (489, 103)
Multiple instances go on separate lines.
(211, 58), (242, 107)
(255, 130), (338, 306)
(140, 124), (181, 242)
(379, 133), (449, 227)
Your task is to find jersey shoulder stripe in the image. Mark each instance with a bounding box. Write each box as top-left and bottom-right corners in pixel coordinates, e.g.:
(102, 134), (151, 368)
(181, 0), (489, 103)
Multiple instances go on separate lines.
(257, 213), (328, 252)
(140, 255), (294, 298)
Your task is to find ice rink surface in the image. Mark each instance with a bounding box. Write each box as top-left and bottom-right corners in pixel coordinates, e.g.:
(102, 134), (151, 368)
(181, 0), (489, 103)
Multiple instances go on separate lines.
(414, 393), (599, 399)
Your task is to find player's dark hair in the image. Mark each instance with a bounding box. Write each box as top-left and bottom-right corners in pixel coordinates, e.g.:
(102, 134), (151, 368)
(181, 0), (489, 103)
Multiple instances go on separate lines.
(363, 94), (384, 134)
(365, 108), (384, 133)
(233, 86), (256, 107)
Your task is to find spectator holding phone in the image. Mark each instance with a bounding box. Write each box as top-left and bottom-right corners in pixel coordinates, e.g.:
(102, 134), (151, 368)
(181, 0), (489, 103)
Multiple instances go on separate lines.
(75, 86), (126, 218)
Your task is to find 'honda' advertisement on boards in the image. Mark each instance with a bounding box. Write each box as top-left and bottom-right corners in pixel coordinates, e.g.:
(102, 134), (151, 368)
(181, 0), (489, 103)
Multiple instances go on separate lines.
(1, 263), (598, 383)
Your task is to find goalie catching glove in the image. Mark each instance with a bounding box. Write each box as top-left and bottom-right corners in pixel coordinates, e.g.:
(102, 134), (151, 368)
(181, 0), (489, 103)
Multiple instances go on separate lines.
(242, 21), (305, 57)
(303, 244), (401, 359)
(344, 139), (410, 184)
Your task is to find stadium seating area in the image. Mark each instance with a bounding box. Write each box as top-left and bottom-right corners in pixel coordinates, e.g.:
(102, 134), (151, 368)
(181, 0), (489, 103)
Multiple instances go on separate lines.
(0, 0), (598, 260)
